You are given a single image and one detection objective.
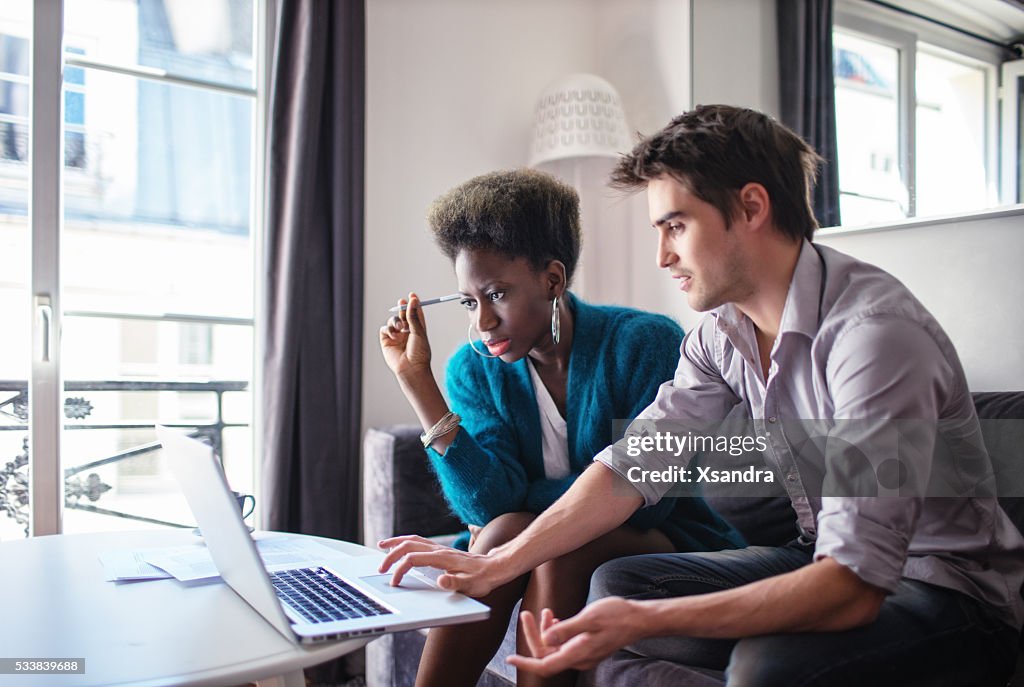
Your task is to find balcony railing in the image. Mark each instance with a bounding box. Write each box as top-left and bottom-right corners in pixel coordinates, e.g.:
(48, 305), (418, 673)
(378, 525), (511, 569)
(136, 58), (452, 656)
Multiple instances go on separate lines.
(0, 379), (249, 536)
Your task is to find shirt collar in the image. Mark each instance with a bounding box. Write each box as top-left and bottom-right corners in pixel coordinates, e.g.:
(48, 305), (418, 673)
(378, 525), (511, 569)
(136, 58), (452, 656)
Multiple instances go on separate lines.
(712, 239), (823, 341)
(777, 240), (824, 340)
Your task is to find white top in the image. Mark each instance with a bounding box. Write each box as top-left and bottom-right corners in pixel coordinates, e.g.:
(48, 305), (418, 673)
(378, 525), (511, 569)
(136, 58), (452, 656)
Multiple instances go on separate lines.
(527, 359), (571, 480)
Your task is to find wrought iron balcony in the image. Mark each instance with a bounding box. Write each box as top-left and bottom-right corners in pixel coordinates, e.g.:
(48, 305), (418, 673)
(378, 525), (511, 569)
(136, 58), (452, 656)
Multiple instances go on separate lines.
(0, 378), (249, 536)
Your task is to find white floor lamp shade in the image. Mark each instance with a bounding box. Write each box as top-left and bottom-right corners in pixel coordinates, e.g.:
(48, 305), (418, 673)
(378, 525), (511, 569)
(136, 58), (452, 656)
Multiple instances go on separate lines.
(529, 73), (632, 166)
(528, 74), (638, 307)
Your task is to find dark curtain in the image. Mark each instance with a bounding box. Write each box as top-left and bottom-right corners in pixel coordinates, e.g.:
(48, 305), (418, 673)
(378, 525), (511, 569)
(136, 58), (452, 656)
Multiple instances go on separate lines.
(263, 1), (364, 542)
(778, 0), (841, 229)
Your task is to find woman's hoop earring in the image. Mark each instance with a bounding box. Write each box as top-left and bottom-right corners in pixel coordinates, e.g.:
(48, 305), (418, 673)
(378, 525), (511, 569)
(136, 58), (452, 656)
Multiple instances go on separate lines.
(467, 321), (500, 358)
(551, 295), (561, 345)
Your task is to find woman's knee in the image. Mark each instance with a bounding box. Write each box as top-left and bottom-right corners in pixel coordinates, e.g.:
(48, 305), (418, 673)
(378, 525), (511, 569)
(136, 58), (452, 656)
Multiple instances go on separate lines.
(532, 544), (587, 580)
(469, 511), (536, 554)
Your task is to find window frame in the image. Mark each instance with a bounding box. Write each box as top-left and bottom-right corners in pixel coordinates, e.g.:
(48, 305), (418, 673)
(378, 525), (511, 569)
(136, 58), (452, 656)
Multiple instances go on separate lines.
(834, 0), (1004, 219)
(1000, 57), (1024, 203)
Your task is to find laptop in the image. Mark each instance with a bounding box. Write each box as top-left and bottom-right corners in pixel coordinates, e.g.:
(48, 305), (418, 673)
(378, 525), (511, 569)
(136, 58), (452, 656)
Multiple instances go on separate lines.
(157, 426), (489, 644)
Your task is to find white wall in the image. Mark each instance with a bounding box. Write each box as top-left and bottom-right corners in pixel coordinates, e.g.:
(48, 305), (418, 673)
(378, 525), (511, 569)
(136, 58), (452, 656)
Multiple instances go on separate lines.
(363, 0), (694, 432)
(526, 0), (696, 335)
(651, 0), (782, 334)
(365, 0), (588, 431)
(816, 207), (1024, 390)
(692, 0), (779, 117)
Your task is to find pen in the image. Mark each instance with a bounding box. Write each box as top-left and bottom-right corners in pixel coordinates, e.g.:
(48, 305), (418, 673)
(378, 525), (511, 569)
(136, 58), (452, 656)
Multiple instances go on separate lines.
(388, 293), (462, 313)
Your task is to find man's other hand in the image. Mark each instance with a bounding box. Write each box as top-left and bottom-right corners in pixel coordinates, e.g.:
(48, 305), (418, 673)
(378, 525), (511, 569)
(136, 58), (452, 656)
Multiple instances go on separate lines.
(507, 597), (645, 676)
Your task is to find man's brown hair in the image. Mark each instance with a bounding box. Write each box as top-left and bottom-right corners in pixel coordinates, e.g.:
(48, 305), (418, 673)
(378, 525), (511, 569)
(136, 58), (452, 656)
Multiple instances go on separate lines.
(611, 105), (822, 241)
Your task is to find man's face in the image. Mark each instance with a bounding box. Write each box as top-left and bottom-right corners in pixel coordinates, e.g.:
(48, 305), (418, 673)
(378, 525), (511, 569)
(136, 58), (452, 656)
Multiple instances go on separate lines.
(647, 176), (752, 312)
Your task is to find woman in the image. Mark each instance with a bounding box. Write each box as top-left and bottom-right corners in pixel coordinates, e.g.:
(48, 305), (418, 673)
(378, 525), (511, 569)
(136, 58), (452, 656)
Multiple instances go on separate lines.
(379, 169), (741, 687)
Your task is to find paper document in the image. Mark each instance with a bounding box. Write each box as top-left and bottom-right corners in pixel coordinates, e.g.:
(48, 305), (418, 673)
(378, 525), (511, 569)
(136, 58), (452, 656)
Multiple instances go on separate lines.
(142, 535), (350, 582)
(251, 536), (348, 565)
(102, 535), (349, 583)
(99, 550), (174, 581)
(141, 545), (222, 581)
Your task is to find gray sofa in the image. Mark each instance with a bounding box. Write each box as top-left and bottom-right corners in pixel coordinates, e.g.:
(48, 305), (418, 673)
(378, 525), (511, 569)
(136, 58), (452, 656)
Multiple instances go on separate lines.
(363, 392), (1024, 687)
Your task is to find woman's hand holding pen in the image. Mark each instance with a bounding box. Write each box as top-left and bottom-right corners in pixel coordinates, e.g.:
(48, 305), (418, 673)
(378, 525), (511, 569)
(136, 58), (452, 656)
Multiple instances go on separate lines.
(380, 293), (433, 382)
(380, 291), (459, 453)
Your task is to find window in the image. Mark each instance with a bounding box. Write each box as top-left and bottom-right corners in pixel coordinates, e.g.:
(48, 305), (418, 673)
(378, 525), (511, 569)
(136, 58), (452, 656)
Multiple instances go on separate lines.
(833, 4), (1001, 226)
(1, 0), (270, 538)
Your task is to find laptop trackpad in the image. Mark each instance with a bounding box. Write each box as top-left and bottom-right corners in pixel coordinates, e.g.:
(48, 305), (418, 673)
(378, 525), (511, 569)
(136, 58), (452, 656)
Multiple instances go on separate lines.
(359, 573), (437, 594)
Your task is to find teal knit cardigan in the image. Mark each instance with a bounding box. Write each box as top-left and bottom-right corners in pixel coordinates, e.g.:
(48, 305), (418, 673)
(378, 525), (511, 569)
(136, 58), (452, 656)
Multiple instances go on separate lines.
(425, 294), (744, 553)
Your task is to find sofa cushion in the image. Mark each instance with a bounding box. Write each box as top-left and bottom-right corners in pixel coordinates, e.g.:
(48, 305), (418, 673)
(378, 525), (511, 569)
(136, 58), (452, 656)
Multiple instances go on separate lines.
(698, 393), (1024, 548)
(364, 425), (462, 541)
(973, 392), (1024, 420)
(702, 495), (799, 547)
(971, 392), (1024, 656)
(973, 392), (1024, 539)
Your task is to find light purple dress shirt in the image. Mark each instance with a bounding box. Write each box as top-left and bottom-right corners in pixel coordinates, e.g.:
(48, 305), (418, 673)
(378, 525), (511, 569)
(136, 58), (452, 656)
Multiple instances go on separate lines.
(596, 241), (1024, 629)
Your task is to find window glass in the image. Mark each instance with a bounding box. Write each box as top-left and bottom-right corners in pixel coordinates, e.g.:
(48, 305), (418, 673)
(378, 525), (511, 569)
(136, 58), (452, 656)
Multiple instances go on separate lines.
(58, 66), (252, 239)
(0, 33), (29, 167)
(834, 30), (906, 225)
(65, 0), (255, 90)
(915, 48), (989, 216)
(0, 1), (30, 539)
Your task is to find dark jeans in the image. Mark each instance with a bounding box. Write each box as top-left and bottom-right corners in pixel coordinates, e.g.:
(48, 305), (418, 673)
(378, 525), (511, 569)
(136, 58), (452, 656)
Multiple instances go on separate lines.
(587, 541), (1019, 687)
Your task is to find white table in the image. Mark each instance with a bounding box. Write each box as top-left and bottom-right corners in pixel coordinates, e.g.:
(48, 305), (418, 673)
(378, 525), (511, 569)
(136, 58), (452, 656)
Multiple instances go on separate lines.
(0, 529), (374, 686)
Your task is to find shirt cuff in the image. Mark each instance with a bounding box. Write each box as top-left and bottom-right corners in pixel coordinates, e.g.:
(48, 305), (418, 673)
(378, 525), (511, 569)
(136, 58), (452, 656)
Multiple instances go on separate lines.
(814, 508), (909, 592)
(594, 445), (663, 507)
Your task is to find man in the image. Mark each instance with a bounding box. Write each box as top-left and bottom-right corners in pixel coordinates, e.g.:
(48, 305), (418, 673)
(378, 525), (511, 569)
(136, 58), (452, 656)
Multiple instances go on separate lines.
(380, 105), (1024, 685)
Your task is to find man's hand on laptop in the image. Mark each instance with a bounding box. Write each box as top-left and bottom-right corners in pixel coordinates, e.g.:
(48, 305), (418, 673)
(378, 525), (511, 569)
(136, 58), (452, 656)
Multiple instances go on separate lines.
(378, 534), (507, 597)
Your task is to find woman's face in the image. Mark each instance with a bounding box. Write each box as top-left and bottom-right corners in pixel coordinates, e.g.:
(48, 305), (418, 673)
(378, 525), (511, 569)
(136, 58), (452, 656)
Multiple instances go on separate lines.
(454, 247), (558, 363)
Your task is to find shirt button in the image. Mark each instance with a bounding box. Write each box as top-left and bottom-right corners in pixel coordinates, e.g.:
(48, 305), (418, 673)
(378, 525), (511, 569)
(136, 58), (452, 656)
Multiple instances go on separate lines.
(768, 416), (777, 424)
(787, 474), (796, 482)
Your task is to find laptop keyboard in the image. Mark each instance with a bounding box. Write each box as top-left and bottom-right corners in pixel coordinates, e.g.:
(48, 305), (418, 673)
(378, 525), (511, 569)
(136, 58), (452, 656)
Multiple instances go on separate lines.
(270, 567), (393, 625)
